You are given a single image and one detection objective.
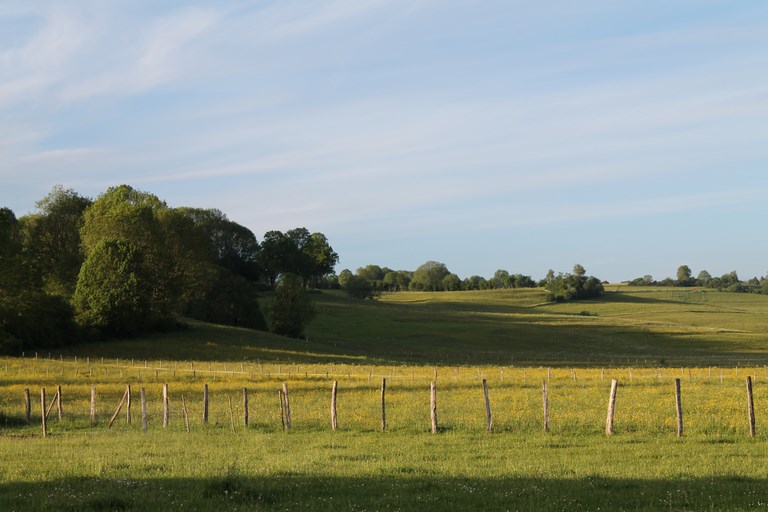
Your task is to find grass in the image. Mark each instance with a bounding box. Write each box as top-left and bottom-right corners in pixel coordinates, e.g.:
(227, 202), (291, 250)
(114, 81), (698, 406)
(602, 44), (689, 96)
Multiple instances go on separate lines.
(3, 287), (768, 510)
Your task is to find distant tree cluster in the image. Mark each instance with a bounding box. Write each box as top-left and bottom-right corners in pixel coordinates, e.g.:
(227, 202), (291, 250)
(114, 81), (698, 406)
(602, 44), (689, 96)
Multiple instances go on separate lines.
(0, 185), (338, 353)
(627, 265), (768, 294)
(337, 261), (541, 300)
(540, 264), (605, 302)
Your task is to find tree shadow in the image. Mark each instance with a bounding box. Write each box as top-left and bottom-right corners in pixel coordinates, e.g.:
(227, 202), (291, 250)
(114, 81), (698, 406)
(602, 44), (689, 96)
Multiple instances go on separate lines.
(0, 473), (765, 511)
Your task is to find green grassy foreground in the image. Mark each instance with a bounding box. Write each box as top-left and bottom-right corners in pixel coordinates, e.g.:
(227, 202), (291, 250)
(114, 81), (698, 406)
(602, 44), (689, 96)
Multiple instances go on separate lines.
(2, 287), (768, 510)
(3, 431), (768, 511)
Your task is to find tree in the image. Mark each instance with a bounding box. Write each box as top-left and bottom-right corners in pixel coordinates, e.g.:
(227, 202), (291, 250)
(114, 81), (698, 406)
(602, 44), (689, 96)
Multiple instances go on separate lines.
(441, 273), (461, 291)
(491, 269), (511, 289)
(20, 186), (91, 298)
(259, 228), (338, 289)
(259, 230), (292, 288)
(304, 232), (339, 288)
(338, 269), (353, 288)
(0, 208), (24, 293)
(185, 269), (267, 329)
(676, 265), (693, 286)
(343, 275), (378, 300)
(177, 207), (261, 281)
(696, 270), (712, 286)
(410, 261), (450, 291)
(73, 239), (152, 336)
(267, 274), (315, 338)
(544, 264), (604, 302)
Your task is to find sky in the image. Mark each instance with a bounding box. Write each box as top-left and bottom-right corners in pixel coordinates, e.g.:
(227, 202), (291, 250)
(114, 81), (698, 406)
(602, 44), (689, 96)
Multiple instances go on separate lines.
(2, 1), (767, 283)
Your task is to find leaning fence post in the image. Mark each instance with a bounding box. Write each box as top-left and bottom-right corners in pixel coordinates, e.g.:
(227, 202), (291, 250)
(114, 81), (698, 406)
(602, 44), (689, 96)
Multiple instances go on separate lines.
(747, 376), (756, 437)
(675, 378), (683, 437)
(543, 380), (550, 433)
(40, 388), (47, 438)
(430, 381), (438, 434)
(108, 388), (128, 429)
(605, 379), (618, 435)
(162, 384), (169, 428)
(381, 378), (387, 432)
(279, 390), (286, 430)
(24, 388), (31, 424)
(482, 379), (492, 433)
(331, 381), (338, 431)
(182, 395), (191, 433)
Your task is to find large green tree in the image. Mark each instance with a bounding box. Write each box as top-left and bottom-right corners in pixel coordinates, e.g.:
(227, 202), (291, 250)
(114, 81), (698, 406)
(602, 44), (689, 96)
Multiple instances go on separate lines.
(410, 261), (451, 291)
(73, 239), (152, 336)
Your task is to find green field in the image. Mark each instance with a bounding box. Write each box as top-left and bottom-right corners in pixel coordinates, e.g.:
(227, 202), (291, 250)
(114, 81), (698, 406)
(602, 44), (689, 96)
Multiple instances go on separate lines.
(2, 287), (768, 511)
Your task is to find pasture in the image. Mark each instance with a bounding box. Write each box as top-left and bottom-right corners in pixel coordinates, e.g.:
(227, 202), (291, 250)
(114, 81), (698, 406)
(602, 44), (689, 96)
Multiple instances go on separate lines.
(2, 287), (768, 510)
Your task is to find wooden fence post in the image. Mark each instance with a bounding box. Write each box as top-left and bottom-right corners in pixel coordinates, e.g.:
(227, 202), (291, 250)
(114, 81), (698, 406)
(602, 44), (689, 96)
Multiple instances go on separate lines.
(331, 381), (338, 431)
(282, 383), (291, 430)
(203, 384), (209, 425)
(90, 386), (96, 426)
(243, 388), (249, 426)
(279, 390), (285, 430)
(482, 379), (492, 433)
(162, 384), (169, 428)
(141, 388), (147, 433)
(430, 381), (438, 434)
(543, 380), (549, 433)
(56, 385), (62, 421)
(381, 378), (387, 432)
(40, 388), (47, 438)
(747, 376), (756, 437)
(605, 379), (618, 436)
(126, 385), (132, 425)
(675, 378), (683, 437)
(24, 388), (31, 424)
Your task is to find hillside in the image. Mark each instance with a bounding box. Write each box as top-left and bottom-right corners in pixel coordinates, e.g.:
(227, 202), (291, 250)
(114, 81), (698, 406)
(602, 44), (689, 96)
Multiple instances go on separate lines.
(61, 287), (768, 366)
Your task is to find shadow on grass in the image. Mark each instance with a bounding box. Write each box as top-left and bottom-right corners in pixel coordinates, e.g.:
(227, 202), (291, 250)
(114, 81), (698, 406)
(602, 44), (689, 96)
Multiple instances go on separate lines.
(0, 473), (765, 511)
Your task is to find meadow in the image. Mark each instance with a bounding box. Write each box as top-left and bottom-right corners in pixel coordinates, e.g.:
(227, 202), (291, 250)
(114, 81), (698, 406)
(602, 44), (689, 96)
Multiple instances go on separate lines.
(2, 287), (768, 510)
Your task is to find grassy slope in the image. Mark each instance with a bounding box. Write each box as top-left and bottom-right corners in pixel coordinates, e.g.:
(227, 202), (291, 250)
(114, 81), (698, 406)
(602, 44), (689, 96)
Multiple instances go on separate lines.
(62, 286), (768, 366)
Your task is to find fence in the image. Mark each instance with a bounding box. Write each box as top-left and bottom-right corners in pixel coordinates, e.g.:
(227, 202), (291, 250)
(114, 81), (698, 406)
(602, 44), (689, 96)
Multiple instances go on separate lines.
(1, 365), (763, 438)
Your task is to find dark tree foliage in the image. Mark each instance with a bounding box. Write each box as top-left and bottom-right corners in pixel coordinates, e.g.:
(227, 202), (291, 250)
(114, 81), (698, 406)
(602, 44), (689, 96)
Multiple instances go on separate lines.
(185, 269), (267, 329)
(20, 186), (91, 298)
(259, 228), (338, 289)
(0, 291), (78, 353)
(267, 274), (316, 338)
(177, 207), (261, 281)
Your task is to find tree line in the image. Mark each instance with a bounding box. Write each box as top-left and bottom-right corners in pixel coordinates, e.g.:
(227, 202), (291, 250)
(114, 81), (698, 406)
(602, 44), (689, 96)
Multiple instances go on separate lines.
(627, 265), (768, 294)
(337, 261), (604, 301)
(0, 185), (338, 353)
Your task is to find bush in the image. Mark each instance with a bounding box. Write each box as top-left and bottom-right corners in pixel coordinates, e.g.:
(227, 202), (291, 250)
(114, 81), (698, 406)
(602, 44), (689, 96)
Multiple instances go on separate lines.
(343, 275), (379, 300)
(267, 274), (315, 338)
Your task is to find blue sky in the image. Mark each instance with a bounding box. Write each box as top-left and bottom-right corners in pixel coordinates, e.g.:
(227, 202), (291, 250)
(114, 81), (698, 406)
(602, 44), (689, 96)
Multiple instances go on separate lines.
(2, 1), (767, 283)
